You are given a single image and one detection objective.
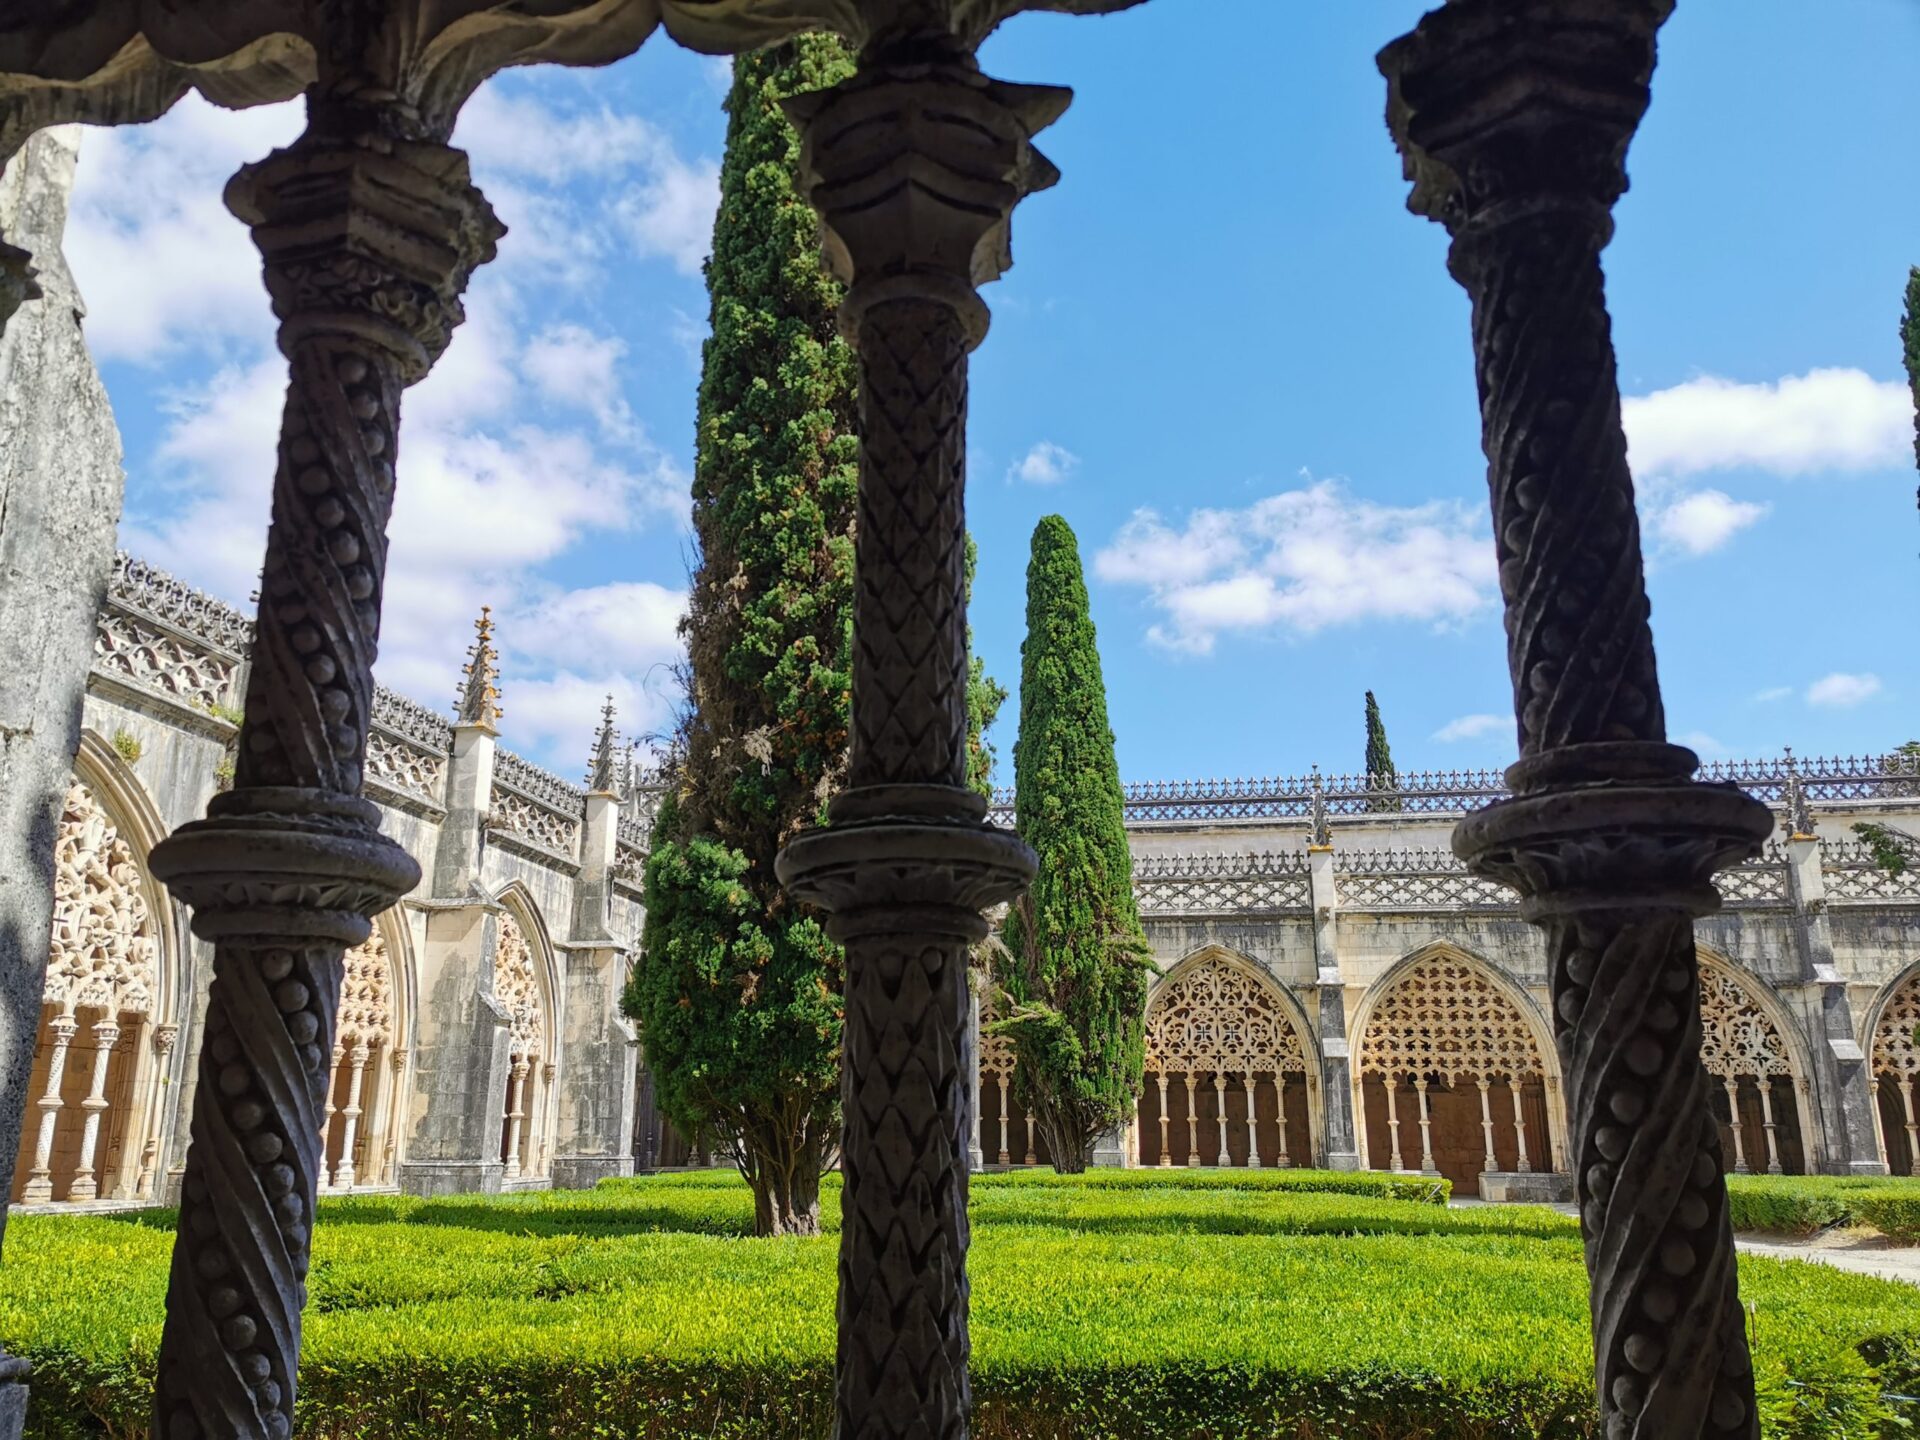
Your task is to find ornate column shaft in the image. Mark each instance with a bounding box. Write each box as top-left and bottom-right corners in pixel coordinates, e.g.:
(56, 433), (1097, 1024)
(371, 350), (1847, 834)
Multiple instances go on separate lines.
(1386, 1079), (1404, 1172)
(333, 1043), (369, 1189)
(317, 1045), (344, 1189)
(1213, 1074), (1229, 1164)
(1184, 1077), (1199, 1165)
(1275, 1077), (1290, 1167)
(22, 1013), (76, 1203)
(776, 45), (1055, 1440)
(503, 1059), (528, 1180)
(1243, 1073), (1260, 1168)
(1413, 1077), (1436, 1173)
(1511, 1082), (1532, 1174)
(68, 1018), (120, 1201)
(996, 1077), (1011, 1166)
(1383, 5), (1772, 1435)
(1476, 1077), (1498, 1178)
(1155, 1076), (1170, 1167)
(145, 89), (498, 1440)
(1724, 1081), (1749, 1175)
(1757, 1083), (1782, 1176)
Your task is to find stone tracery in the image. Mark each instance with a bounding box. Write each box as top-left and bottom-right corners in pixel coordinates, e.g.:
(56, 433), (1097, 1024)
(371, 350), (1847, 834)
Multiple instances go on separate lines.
(1142, 954), (1309, 1168)
(1696, 961), (1797, 1177)
(1358, 954), (1549, 1191)
(1871, 971), (1920, 1176)
(494, 908), (547, 1182)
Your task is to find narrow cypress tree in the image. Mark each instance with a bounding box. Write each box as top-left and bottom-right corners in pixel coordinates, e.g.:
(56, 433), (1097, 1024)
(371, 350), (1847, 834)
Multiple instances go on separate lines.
(624, 39), (1005, 1233)
(995, 515), (1150, 1172)
(1364, 690), (1401, 813)
(1901, 268), (1920, 521)
(625, 37), (858, 1237)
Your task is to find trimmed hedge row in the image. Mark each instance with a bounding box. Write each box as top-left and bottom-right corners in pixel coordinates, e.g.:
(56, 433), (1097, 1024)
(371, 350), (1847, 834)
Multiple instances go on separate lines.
(1727, 1175), (1920, 1240)
(2, 1176), (1917, 1438)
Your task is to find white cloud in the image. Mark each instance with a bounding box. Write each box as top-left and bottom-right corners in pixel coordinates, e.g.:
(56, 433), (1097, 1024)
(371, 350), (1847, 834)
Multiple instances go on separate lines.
(1806, 672), (1883, 709)
(1433, 713), (1507, 743)
(506, 670), (681, 781)
(66, 95), (301, 362)
(1649, 488), (1769, 556)
(1752, 685), (1793, 704)
(1675, 729), (1726, 758)
(611, 150), (720, 276)
(522, 323), (636, 439)
(1623, 368), (1910, 480)
(1094, 479), (1495, 655)
(1007, 440), (1079, 486)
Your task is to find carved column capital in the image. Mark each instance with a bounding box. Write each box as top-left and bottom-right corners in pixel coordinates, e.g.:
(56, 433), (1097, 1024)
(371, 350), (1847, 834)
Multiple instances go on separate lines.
(226, 133), (502, 380)
(153, 1023), (180, 1056)
(784, 55), (1067, 348)
(1380, 0), (1669, 254)
(1456, 742), (1772, 922)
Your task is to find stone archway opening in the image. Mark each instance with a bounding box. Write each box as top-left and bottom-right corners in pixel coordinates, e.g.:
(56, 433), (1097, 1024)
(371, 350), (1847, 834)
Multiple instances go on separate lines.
(1698, 960), (1806, 1176)
(1141, 953), (1312, 1169)
(493, 907), (549, 1182)
(13, 778), (167, 1205)
(1358, 953), (1551, 1198)
(1872, 968), (1920, 1176)
(318, 924), (402, 1191)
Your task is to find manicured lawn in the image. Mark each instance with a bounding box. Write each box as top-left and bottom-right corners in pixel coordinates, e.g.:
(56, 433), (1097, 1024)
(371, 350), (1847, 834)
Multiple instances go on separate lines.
(4, 1170), (1918, 1438)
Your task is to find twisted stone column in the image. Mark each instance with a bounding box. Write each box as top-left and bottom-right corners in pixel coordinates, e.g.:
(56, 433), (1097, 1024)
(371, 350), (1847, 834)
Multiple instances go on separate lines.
(776, 47), (1056, 1440)
(1383, 4), (1772, 1435)
(146, 102), (498, 1440)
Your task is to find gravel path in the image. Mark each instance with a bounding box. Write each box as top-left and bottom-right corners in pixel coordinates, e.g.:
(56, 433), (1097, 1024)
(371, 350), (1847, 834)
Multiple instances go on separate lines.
(1734, 1232), (1920, 1286)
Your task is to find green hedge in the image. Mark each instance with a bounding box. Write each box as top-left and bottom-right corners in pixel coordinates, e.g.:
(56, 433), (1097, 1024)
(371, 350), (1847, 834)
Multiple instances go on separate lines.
(2, 1176), (1917, 1438)
(1728, 1175), (1920, 1240)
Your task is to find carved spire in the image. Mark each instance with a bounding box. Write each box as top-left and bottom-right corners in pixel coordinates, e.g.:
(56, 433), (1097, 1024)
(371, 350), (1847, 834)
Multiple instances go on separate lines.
(457, 606), (502, 729)
(1782, 747), (1815, 840)
(588, 695), (618, 794)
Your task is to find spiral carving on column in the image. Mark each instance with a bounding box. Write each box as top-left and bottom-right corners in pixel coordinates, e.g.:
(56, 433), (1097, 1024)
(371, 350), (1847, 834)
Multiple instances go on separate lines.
(850, 299), (972, 792)
(1383, 4), (1769, 1436)
(148, 126), (498, 1440)
(1458, 217), (1663, 756)
(1549, 912), (1754, 1436)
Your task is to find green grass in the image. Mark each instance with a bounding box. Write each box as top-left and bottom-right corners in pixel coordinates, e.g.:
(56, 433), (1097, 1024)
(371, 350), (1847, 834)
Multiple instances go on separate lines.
(1727, 1174), (1920, 1240)
(2, 1170), (1917, 1438)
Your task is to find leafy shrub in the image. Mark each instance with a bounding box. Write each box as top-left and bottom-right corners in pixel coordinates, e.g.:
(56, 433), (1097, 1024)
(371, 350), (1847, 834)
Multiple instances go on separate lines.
(1727, 1174), (1920, 1238)
(2, 1175), (1917, 1439)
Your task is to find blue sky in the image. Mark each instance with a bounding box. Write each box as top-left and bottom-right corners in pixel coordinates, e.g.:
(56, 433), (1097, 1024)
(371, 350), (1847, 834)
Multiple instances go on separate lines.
(64, 0), (1918, 785)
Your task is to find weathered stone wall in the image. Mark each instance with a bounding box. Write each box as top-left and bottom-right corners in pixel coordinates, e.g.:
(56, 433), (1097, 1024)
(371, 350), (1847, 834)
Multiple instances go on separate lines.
(0, 128), (127, 1227)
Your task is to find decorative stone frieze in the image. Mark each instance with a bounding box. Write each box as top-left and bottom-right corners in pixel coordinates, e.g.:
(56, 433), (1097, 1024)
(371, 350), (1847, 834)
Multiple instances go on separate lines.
(1360, 957), (1544, 1086)
(1335, 849), (1516, 912)
(488, 753), (584, 860)
(1822, 841), (1920, 903)
(1132, 852), (1310, 916)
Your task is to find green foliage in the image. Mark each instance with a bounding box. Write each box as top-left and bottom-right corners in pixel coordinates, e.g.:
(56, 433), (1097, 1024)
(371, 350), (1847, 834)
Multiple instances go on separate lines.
(109, 729), (141, 764)
(964, 534), (1008, 798)
(6, 1174), (1920, 1440)
(1902, 268), (1920, 483)
(1726, 1174), (1920, 1239)
(1363, 690), (1401, 813)
(625, 36), (860, 1235)
(1851, 821), (1910, 877)
(997, 517), (1150, 1171)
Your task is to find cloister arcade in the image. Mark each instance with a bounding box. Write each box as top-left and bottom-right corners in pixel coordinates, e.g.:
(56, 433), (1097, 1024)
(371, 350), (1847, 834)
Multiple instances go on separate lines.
(1138, 949), (1315, 1169)
(317, 920), (406, 1192)
(1355, 949), (1559, 1196)
(491, 902), (557, 1185)
(12, 742), (176, 1205)
(1697, 955), (1809, 1178)
(1871, 967), (1920, 1176)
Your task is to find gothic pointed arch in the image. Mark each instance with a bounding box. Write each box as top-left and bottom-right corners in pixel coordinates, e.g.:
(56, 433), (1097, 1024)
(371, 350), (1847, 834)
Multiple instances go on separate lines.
(1693, 948), (1811, 1176)
(14, 733), (180, 1204)
(489, 882), (560, 1182)
(1353, 943), (1558, 1196)
(1138, 945), (1317, 1169)
(1866, 961), (1920, 1176)
(318, 909), (416, 1191)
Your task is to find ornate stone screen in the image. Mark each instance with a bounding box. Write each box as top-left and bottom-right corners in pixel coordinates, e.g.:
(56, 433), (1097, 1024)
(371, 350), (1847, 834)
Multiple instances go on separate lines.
(1872, 972), (1920, 1176)
(1698, 962), (1799, 1176)
(1358, 954), (1548, 1184)
(17, 778), (166, 1204)
(494, 909), (547, 1179)
(318, 928), (400, 1191)
(1142, 954), (1309, 1168)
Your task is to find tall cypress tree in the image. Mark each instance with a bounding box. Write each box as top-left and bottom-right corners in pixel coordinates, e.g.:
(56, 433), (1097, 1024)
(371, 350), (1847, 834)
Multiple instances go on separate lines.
(995, 515), (1149, 1172)
(1901, 267), (1920, 521)
(624, 39), (1005, 1233)
(1364, 690), (1401, 813)
(625, 37), (858, 1237)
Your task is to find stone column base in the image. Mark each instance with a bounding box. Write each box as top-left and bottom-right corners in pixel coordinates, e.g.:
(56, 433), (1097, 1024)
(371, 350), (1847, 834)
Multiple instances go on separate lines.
(1322, 1149), (1362, 1172)
(1478, 1171), (1573, 1204)
(552, 1155), (635, 1190)
(398, 1160), (505, 1198)
(1840, 1160), (1892, 1177)
(1091, 1127), (1126, 1168)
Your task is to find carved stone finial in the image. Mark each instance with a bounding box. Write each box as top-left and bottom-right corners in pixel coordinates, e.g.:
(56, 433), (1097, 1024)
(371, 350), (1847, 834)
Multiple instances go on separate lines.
(1782, 747), (1815, 839)
(457, 606), (503, 729)
(588, 696), (619, 794)
(1307, 765), (1331, 848)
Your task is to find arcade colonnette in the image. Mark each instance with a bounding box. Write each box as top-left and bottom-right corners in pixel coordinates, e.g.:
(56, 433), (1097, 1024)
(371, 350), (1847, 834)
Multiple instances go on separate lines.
(26, 549), (1920, 1209)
